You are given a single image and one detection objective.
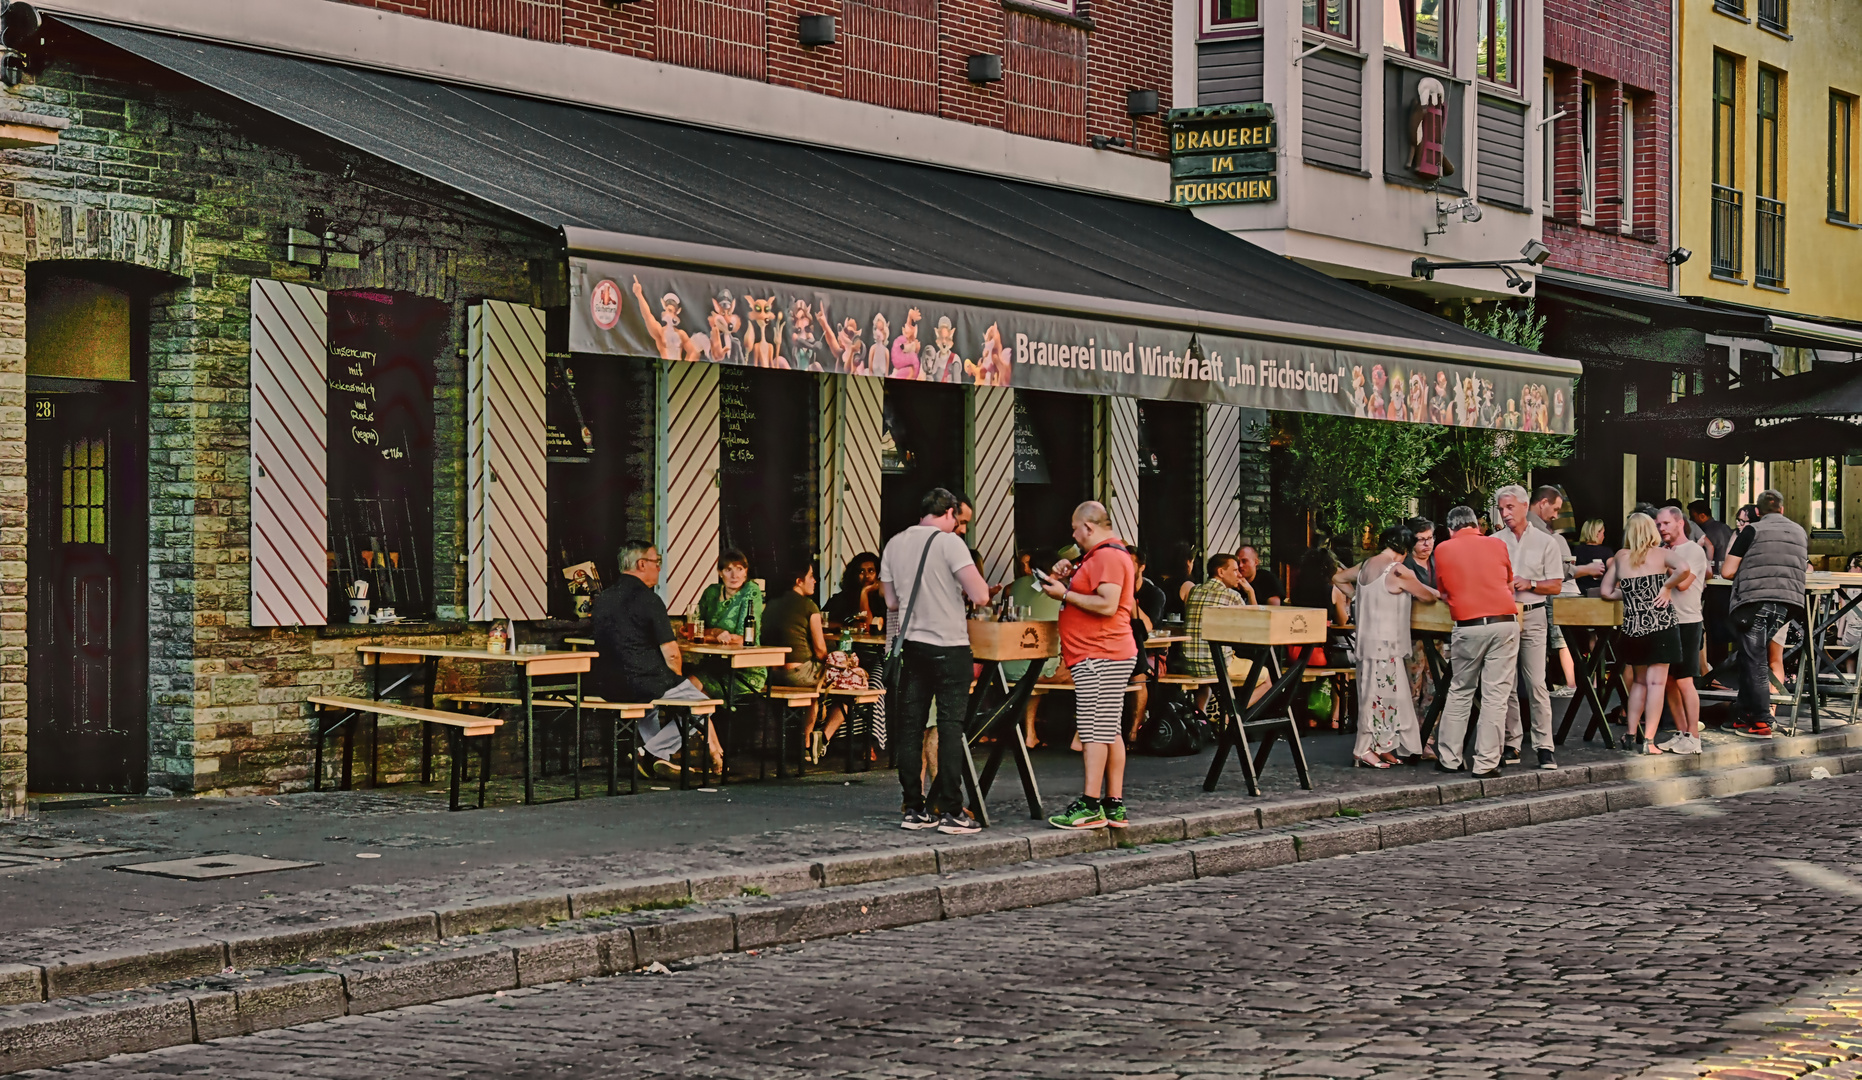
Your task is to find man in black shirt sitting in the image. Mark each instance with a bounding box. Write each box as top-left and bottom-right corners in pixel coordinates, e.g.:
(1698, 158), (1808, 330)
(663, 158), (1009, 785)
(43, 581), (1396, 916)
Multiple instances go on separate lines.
(590, 540), (714, 778)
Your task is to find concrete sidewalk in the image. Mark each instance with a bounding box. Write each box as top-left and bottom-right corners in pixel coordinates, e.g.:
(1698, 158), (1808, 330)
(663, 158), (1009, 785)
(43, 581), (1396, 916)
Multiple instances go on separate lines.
(0, 717), (1813, 965)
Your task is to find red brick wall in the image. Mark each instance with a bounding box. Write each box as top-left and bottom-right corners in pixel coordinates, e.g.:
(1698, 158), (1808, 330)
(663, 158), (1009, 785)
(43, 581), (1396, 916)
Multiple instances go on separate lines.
(563, 0), (655, 57)
(1083, 0), (1171, 155)
(332, 0), (1172, 151)
(1005, 12), (1085, 141)
(658, 0), (767, 80)
(431, 0), (563, 40)
(845, 0), (938, 113)
(1542, 0), (1670, 287)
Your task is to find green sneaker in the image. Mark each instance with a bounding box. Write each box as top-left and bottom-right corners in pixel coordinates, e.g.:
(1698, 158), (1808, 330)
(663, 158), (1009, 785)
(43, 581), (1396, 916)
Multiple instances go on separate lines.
(1102, 801), (1128, 828)
(1048, 797), (1107, 830)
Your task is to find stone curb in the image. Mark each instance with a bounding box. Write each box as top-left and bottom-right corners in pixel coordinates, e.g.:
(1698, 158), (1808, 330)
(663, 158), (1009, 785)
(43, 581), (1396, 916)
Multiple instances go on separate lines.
(4, 744), (1860, 1073)
(4, 724), (1856, 1009)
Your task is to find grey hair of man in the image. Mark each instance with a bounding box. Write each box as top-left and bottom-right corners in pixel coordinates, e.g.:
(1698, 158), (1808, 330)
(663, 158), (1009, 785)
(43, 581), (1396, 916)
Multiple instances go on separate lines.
(1494, 484), (1530, 508)
(617, 540), (658, 572)
(1445, 505), (1480, 532)
(1757, 488), (1786, 515)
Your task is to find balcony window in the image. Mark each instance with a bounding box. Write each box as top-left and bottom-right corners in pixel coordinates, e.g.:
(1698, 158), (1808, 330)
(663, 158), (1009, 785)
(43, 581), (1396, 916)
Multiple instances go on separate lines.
(1832, 92), (1855, 224)
(1475, 0), (1513, 85)
(1712, 52), (1743, 276)
(1755, 68), (1784, 286)
(1541, 70), (1555, 210)
(1383, 0), (1445, 65)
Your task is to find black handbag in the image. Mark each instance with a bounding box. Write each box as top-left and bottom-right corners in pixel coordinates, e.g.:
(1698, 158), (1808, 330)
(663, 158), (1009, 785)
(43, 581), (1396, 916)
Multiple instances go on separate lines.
(880, 535), (938, 694)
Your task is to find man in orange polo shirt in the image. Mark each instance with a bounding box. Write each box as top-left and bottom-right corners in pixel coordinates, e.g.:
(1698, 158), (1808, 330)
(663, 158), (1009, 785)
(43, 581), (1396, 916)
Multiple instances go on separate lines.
(1431, 505), (1519, 777)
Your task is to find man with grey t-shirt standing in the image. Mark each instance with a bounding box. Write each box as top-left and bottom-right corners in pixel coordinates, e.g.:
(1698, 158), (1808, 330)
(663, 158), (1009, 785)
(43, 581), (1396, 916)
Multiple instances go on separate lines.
(881, 487), (992, 834)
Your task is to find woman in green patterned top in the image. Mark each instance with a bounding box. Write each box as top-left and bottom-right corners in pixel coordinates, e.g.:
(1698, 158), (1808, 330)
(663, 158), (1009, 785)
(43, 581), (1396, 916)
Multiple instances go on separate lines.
(696, 549), (767, 699)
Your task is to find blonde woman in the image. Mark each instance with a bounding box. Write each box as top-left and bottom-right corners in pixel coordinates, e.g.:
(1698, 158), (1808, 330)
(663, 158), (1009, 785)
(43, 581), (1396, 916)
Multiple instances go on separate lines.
(1600, 513), (1696, 753)
(1570, 518), (1612, 597)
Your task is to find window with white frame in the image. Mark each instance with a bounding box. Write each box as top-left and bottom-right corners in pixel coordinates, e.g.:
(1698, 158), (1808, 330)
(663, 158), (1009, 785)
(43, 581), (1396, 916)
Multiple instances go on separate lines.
(1620, 97), (1636, 233)
(1580, 80), (1597, 225)
(1018, 0), (1080, 13)
(1542, 70), (1556, 211)
(1204, 0), (1259, 35)
(1303, 0), (1350, 38)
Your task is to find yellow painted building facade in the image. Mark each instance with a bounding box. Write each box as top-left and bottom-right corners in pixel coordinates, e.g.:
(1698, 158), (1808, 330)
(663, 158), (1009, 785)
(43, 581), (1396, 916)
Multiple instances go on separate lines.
(1677, 0), (1862, 318)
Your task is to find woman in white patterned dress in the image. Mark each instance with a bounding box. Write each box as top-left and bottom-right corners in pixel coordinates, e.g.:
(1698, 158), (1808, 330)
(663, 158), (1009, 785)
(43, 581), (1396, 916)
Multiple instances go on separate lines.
(1354, 522), (1442, 768)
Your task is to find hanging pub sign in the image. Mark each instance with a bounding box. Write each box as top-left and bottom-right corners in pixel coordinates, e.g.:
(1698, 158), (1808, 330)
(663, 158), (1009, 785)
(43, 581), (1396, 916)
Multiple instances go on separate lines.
(1168, 103), (1279, 207)
(569, 258), (1575, 434)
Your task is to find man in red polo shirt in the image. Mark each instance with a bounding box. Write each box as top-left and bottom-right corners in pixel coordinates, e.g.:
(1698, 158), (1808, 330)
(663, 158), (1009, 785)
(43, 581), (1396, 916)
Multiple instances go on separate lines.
(1431, 504), (1519, 777)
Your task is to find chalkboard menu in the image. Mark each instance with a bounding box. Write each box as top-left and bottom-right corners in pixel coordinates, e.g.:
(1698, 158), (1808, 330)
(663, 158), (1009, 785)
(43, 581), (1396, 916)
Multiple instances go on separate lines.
(1013, 395), (1049, 483)
(325, 290), (442, 622)
(720, 366), (756, 475)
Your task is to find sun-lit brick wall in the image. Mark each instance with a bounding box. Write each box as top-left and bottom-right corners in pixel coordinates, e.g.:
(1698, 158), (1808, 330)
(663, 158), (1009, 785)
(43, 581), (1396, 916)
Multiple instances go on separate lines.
(333, 0), (1173, 151)
(1542, 0), (1670, 287)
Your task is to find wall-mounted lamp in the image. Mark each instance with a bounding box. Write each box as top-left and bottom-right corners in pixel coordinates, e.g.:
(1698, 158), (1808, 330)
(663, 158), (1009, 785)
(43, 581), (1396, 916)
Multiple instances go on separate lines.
(0, 2), (42, 88)
(966, 53), (1002, 83)
(1664, 246), (1693, 266)
(798, 14), (835, 47)
(1126, 89), (1158, 116)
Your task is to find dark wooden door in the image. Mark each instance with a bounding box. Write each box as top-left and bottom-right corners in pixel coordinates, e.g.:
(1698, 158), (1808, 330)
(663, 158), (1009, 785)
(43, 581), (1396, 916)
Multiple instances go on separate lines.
(28, 385), (147, 792)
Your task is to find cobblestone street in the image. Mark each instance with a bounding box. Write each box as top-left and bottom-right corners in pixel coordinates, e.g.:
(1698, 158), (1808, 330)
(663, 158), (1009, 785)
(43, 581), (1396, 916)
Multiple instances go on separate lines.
(40, 772), (1862, 1079)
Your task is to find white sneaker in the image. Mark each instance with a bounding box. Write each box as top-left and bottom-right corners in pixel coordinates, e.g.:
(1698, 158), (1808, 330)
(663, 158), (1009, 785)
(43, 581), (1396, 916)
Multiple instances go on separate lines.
(1688, 734), (1706, 754)
(1656, 733), (1685, 751)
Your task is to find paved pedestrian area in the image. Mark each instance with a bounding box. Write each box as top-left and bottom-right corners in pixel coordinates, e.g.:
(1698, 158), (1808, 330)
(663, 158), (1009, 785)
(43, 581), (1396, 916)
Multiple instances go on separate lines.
(3, 723), (1669, 961)
(39, 769), (1862, 1079)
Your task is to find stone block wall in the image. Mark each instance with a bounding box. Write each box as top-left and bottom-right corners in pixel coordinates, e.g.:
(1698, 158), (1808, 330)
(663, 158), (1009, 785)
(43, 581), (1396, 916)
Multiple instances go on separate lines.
(1, 39), (563, 803)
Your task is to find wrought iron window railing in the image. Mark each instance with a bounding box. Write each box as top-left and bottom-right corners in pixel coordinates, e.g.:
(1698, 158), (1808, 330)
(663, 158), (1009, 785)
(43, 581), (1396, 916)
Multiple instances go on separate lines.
(1758, 0), (1787, 31)
(1755, 196), (1785, 287)
(1712, 184), (1744, 277)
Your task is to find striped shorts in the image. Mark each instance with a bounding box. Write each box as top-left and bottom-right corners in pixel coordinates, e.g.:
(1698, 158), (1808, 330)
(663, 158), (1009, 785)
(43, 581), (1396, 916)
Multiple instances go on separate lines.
(1070, 656), (1136, 744)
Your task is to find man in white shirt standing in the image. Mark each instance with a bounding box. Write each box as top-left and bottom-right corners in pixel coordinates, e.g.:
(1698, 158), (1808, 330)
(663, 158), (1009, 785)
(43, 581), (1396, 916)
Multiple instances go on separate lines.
(1529, 486), (1580, 698)
(881, 487), (992, 834)
(1656, 504), (1710, 754)
(1496, 485), (1563, 770)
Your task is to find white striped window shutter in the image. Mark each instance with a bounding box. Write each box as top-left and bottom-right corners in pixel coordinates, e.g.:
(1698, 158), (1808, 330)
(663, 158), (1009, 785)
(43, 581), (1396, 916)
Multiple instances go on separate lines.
(249, 279), (329, 627)
(468, 301), (549, 621)
(1203, 404), (1244, 559)
(1106, 396), (1141, 546)
(971, 386), (1016, 584)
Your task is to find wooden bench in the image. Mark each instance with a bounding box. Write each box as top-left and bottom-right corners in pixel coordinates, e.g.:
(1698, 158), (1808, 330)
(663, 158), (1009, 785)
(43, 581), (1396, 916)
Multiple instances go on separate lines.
(310, 695), (502, 811)
(645, 696), (726, 789)
(763, 687), (819, 779)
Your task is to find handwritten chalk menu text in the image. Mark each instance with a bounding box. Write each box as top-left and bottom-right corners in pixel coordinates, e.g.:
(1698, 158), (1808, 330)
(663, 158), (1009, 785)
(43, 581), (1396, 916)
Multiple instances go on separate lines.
(325, 290), (442, 622)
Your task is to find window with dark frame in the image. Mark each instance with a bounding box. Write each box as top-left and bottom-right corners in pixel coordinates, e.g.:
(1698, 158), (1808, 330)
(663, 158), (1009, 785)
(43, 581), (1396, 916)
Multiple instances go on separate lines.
(1302, 0), (1350, 38)
(1712, 52), (1744, 277)
(1812, 456), (1843, 531)
(1714, 0), (1745, 16)
(1758, 0), (1787, 33)
(1833, 92), (1855, 224)
(1383, 0), (1445, 65)
(1475, 0), (1513, 85)
(1756, 67), (1785, 287)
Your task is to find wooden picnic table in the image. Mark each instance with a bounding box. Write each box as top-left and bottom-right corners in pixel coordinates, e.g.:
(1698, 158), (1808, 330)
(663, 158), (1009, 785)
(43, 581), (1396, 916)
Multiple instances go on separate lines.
(357, 645), (594, 805)
(678, 642), (791, 784)
(1199, 605), (1325, 796)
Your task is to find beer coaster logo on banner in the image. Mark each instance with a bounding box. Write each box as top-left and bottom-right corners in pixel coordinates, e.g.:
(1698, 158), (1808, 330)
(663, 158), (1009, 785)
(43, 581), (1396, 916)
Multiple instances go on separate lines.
(1707, 417), (1734, 439)
(590, 279), (622, 330)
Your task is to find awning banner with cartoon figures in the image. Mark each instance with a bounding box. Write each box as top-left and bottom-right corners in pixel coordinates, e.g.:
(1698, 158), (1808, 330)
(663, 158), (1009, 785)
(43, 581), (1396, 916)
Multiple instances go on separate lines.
(570, 257), (1575, 434)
